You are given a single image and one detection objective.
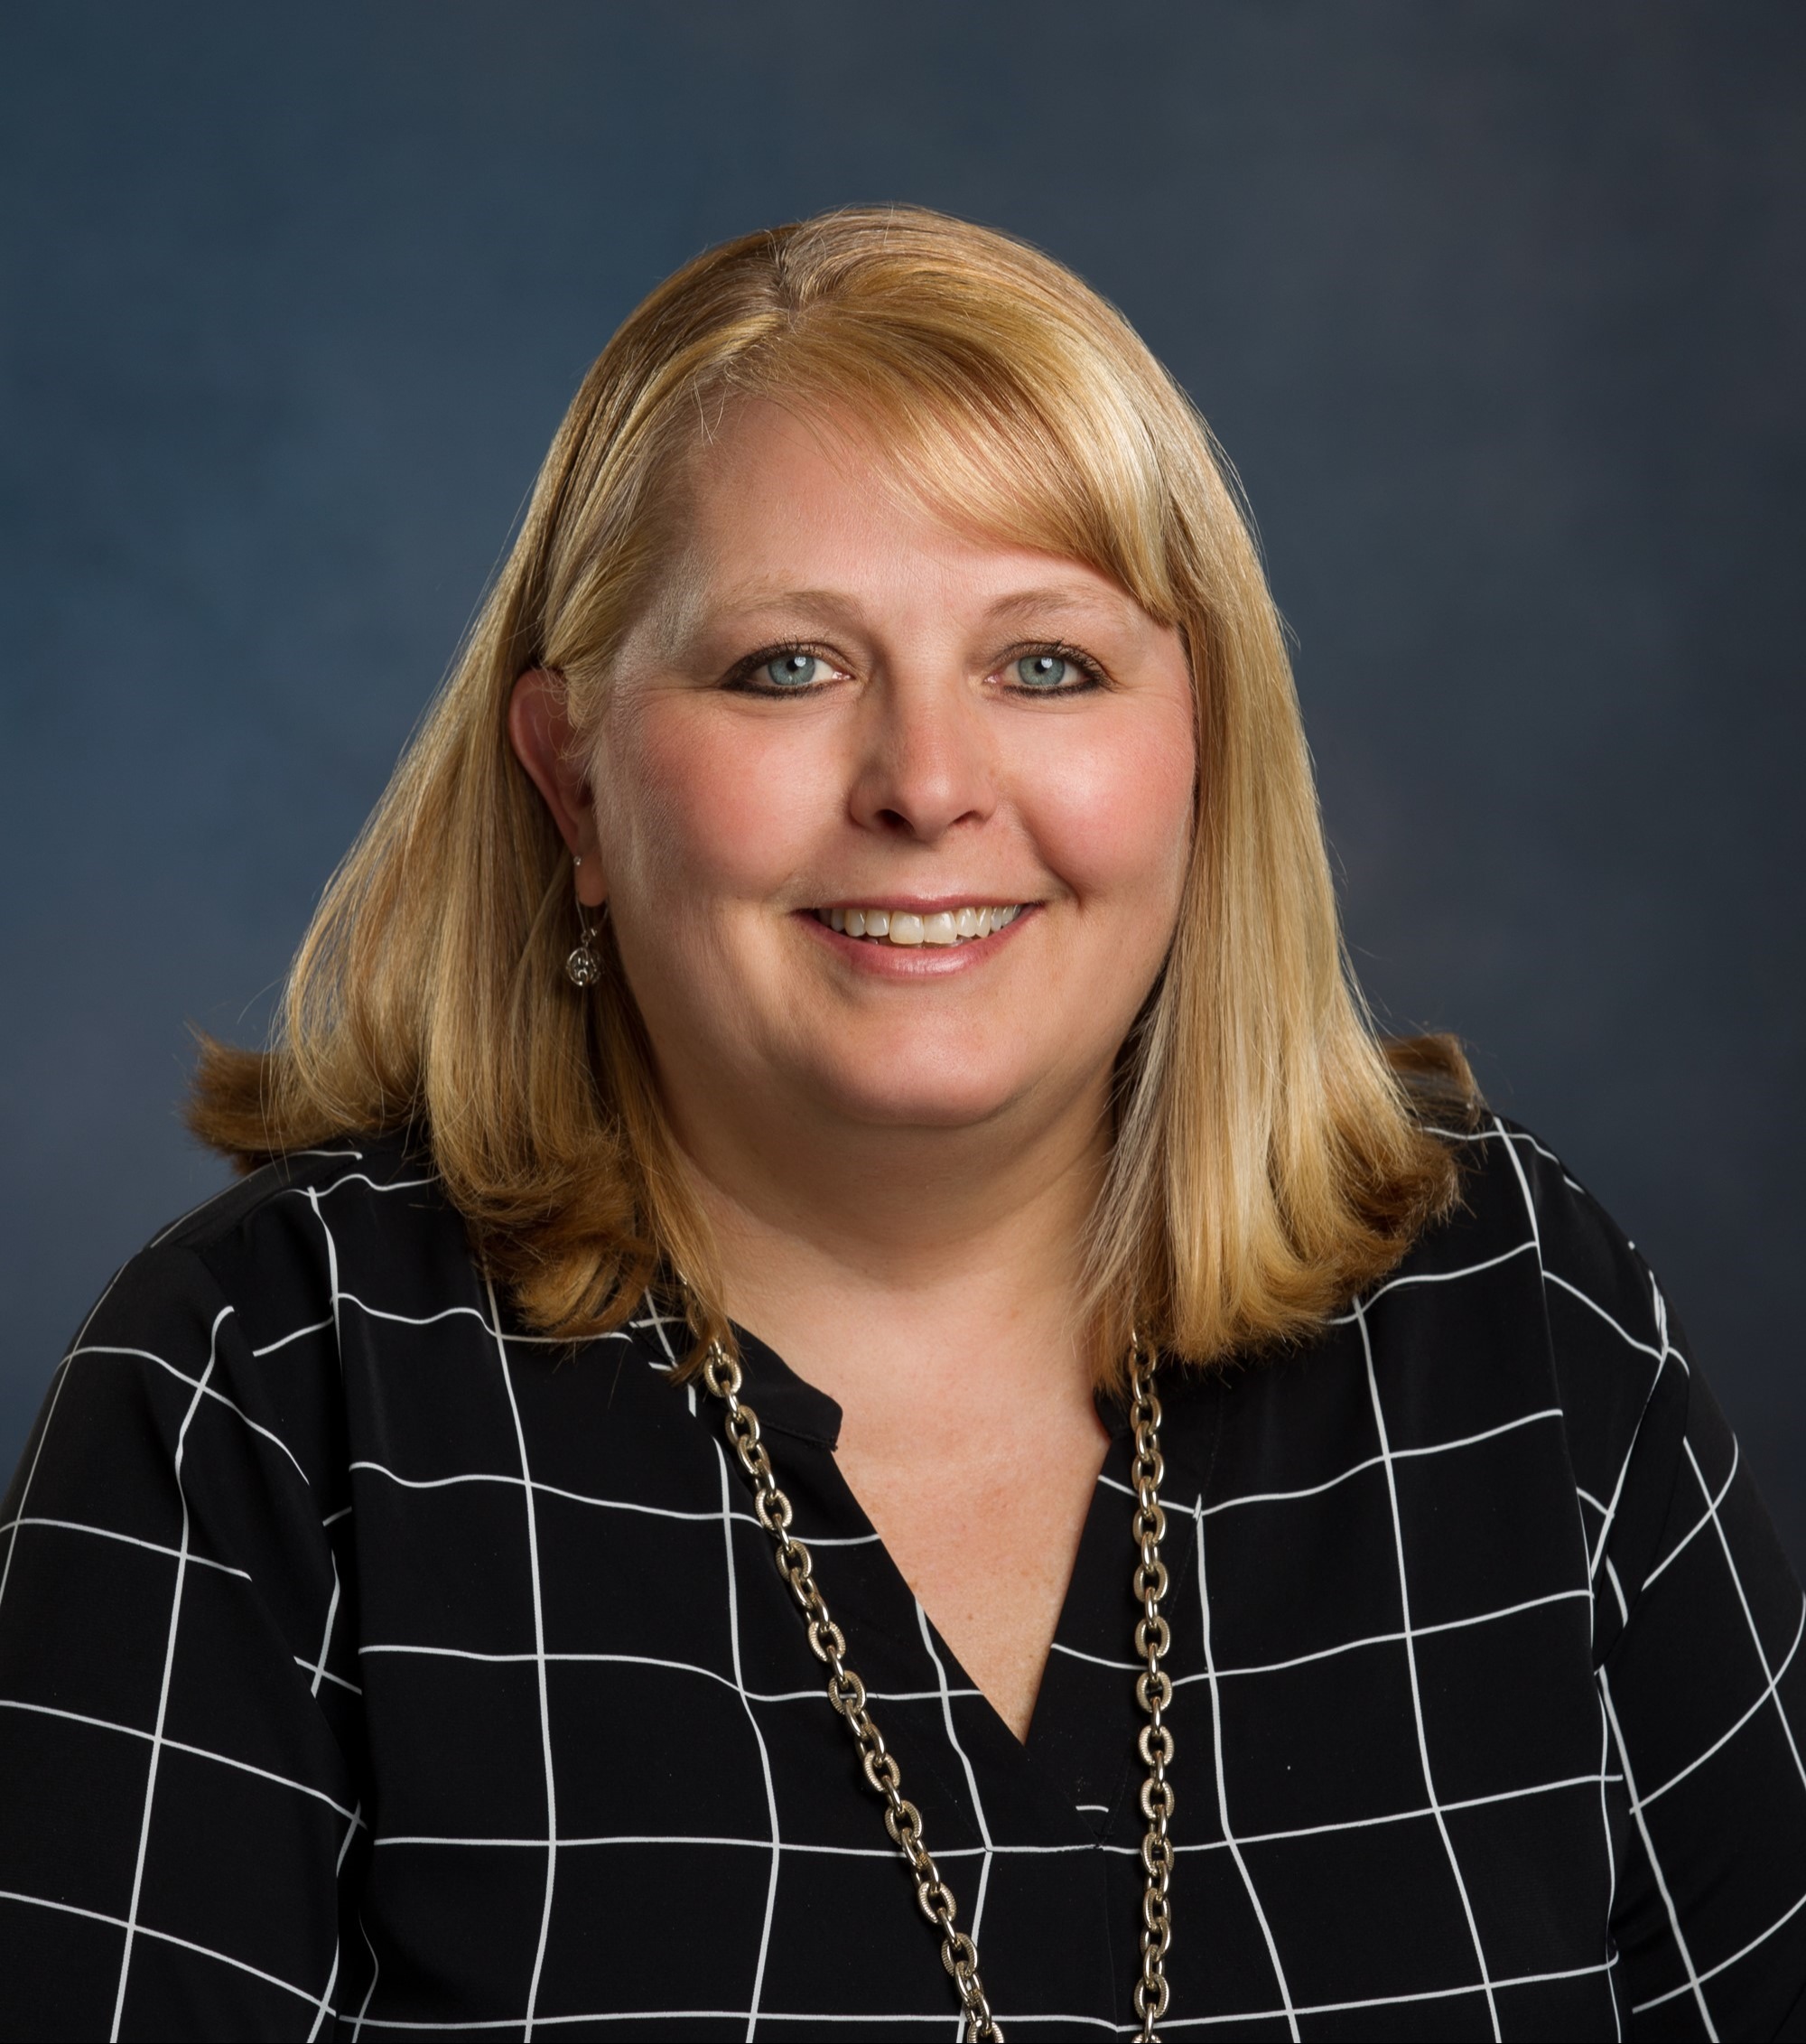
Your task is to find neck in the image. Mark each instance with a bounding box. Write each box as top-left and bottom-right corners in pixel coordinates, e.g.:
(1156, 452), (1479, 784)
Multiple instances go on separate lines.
(669, 1084), (1111, 1452)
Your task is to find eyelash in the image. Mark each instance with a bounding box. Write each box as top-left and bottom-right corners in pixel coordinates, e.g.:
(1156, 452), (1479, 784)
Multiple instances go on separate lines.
(1010, 641), (1109, 695)
(720, 643), (840, 695)
(719, 639), (1112, 696)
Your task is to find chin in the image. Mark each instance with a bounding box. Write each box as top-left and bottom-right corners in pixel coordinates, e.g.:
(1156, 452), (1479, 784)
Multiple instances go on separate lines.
(810, 1061), (1027, 1132)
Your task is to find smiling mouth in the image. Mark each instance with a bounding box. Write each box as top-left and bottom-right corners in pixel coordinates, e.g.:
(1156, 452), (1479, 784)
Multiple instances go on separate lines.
(812, 904), (1026, 947)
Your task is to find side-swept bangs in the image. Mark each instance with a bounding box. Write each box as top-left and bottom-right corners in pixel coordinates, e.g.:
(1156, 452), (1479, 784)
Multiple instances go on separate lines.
(717, 294), (1187, 630)
(189, 205), (1474, 1386)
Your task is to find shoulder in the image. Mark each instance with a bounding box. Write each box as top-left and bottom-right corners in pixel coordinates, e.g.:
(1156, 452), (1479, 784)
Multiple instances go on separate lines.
(111, 1133), (466, 1340)
(1364, 1112), (1684, 1523)
(154, 1131), (458, 1263)
(33, 1135), (473, 1505)
(1401, 1111), (1668, 1358)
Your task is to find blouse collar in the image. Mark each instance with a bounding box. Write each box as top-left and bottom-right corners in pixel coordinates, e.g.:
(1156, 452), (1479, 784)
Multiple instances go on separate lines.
(723, 1321), (1147, 1453)
(727, 1321), (845, 1449)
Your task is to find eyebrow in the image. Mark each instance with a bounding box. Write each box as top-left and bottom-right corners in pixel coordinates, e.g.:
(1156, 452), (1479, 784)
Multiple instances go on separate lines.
(979, 586), (1131, 626)
(684, 581), (1133, 636)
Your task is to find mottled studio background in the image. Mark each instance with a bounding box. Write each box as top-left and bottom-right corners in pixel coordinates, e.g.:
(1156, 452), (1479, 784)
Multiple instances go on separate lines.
(3, 5), (1802, 1551)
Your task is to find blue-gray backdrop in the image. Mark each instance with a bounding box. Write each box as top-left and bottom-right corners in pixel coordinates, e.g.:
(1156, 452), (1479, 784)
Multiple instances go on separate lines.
(4, 4), (1802, 1551)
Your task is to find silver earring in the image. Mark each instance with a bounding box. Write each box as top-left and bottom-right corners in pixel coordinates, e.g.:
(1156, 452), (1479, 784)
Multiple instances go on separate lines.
(565, 856), (604, 987)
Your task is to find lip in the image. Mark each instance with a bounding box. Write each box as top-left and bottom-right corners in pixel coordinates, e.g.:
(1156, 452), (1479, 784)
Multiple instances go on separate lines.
(795, 901), (1038, 975)
(807, 894), (1031, 916)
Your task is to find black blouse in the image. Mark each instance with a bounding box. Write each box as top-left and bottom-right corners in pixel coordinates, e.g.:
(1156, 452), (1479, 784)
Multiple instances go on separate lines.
(3, 1121), (1805, 2040)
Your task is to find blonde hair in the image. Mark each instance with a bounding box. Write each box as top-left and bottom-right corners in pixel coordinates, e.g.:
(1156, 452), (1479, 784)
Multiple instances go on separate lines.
(190, 204), (1474, 1386)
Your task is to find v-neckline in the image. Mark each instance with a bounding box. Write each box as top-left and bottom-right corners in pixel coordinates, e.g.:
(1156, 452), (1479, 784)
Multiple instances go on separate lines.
(712, 1320), (1215, 1810)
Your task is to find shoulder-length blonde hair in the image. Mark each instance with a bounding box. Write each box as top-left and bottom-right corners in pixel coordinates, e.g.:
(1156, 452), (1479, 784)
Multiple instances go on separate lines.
(191, 204), (1473, 1386)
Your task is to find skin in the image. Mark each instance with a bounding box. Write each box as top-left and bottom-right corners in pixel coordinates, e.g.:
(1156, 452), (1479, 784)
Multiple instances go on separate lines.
(510, 398), (1196, 1740)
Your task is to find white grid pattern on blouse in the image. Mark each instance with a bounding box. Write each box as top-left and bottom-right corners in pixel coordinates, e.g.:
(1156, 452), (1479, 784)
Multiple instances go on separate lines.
(0, 1124), (1800, 2039)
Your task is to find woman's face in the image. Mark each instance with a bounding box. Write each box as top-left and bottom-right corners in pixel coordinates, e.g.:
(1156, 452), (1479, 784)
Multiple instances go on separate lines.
(554, 399), (1196, 1158)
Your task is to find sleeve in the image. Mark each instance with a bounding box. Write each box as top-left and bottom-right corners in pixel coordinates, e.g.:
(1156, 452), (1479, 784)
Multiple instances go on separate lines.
(0, 1234), (367, 2040)
(1593, 1296), (1806, 2040)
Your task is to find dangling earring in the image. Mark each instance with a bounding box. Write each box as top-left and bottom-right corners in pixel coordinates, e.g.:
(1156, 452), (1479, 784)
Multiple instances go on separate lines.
(565, 855), (605, 987)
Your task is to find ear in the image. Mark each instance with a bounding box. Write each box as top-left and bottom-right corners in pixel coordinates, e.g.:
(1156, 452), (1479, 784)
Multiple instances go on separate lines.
(507, 669), (609, 906)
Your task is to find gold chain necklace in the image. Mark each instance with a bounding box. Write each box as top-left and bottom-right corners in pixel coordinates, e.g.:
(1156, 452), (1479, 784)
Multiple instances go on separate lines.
(701, 1338), (1176, 2042)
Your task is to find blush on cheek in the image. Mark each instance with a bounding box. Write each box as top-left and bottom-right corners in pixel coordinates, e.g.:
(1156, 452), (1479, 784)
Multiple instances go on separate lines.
(607, 691), (836, 904)
(1025, 714), (1196, 918)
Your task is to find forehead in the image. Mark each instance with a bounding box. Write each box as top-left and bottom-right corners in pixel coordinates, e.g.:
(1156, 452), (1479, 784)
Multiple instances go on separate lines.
(654, 396), (1150, 637)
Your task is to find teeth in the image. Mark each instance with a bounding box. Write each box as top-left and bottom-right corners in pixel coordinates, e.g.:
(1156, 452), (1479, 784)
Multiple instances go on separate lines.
(815, 903), (1024, 946)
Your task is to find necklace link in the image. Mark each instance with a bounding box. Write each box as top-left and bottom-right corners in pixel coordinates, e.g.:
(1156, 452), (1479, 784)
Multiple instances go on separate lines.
(1131, 1352), (1175, 2039)
(701, 1335), (1172, 2042)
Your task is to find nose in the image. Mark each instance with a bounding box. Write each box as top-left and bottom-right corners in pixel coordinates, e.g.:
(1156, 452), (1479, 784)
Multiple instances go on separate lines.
(846, 664), (999, 844)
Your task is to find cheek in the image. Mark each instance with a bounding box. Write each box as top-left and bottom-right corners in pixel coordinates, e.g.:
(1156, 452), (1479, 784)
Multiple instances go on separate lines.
(600, 695), (833, 902)
(1026, 704), (1196, 920)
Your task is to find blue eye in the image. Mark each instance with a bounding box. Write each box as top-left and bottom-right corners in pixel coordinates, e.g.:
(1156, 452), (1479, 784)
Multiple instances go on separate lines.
(1015, 654), (1071, 688)
(762, 653), (821, 688)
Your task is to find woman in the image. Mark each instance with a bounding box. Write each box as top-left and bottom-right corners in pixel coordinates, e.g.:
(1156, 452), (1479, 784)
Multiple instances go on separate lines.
(1, 207), (1801, 2043)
